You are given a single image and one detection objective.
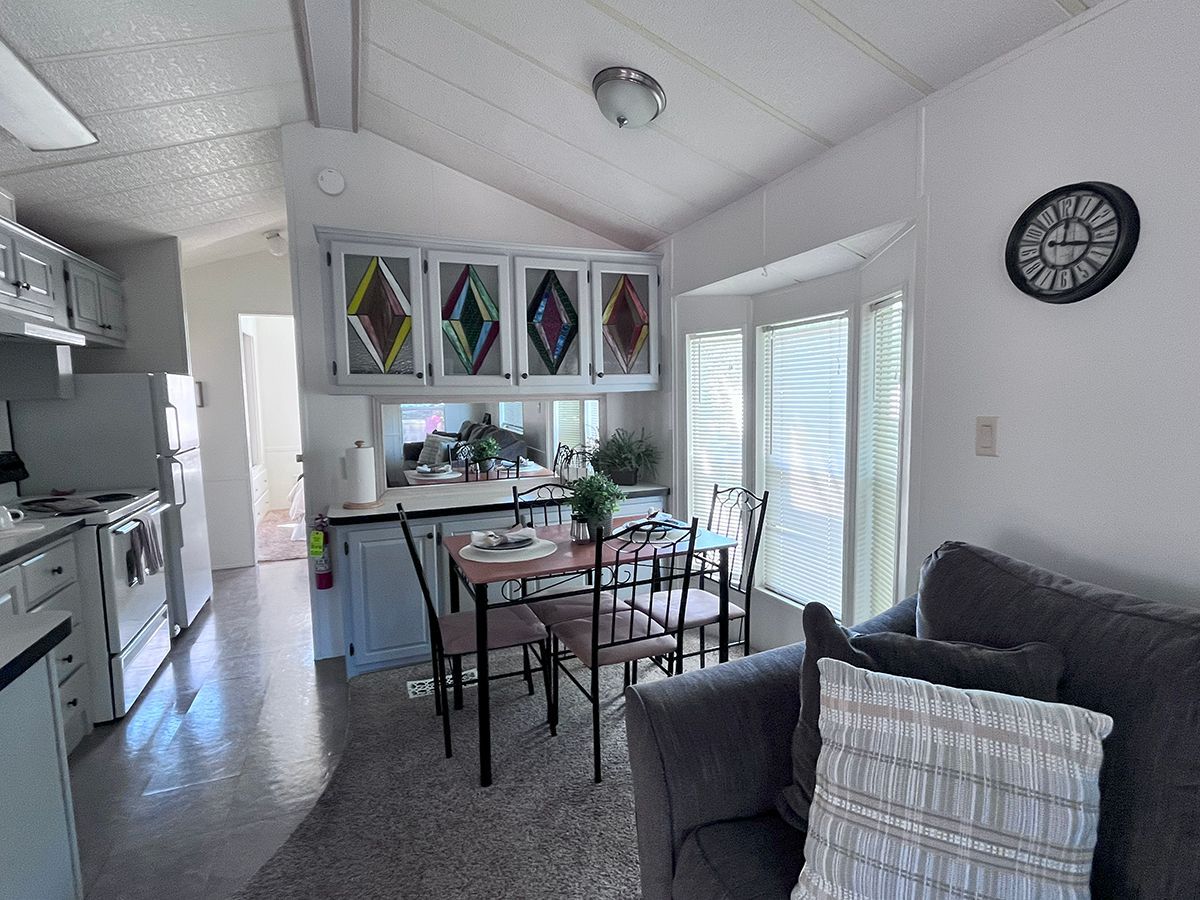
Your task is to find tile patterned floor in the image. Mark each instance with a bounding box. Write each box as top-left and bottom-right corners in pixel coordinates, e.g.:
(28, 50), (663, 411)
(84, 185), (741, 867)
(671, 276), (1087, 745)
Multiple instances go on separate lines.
(69, 559), (347, 900)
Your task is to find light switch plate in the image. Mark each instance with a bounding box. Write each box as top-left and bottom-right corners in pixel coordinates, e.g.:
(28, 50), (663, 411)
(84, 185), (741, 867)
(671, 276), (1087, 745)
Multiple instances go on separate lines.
(975, 416), (998, 457)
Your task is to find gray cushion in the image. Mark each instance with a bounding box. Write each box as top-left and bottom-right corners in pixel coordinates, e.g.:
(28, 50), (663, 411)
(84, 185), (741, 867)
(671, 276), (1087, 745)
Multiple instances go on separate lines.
(777, 600), (1064, 831)
(916, 541), (1200, 899)
(552, 610), (674, 667)
(438, 604), (545, 656)
(417, 434), (454, 466)
(673, 813), (803, 900)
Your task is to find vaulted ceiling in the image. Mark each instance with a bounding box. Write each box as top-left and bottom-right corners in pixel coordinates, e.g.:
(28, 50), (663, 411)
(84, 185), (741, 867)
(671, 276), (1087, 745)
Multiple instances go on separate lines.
(0, 0), (1093, 262)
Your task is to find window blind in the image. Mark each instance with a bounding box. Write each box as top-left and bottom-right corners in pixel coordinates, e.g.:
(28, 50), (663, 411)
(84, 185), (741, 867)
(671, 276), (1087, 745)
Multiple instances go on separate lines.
(760, 314), (849, 617)
(686, 330), (745, 525)
(854, 295), (905, 616)
(553, 400), (599, 450)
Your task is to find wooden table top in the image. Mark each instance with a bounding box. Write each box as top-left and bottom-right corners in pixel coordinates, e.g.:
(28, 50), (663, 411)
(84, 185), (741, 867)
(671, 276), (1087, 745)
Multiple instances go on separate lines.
(444, 515), (736, 586)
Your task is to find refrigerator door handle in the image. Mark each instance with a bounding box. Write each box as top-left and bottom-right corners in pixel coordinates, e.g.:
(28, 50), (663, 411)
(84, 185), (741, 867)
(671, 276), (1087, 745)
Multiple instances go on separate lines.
(165, 403), (182, 454)
(170, 457), (188, 510)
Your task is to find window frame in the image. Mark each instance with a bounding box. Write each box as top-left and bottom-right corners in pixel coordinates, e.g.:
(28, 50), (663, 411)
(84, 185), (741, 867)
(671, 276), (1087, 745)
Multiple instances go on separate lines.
(684, 327), (747, 526)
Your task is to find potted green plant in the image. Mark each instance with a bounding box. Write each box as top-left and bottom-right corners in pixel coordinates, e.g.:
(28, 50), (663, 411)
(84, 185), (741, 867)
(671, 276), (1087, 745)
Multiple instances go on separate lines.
(590, 428), (660, 486)
(470, 435), (502, 473)
(568, 473), (625, 542)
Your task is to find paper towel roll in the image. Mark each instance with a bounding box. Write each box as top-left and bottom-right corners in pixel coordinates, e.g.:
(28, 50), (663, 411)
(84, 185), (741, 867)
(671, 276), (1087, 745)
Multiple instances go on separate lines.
(345, 440), (379, 506)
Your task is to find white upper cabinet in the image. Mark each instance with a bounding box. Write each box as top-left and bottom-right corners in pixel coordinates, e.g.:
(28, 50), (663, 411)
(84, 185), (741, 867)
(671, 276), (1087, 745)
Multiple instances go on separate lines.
(514, 256), (591, 390)
(330, 240), (427, 387)
(320, 228), (659, 394)
(66, 260), (126, 343)
(98, 274), (126, 341)
(428, 250), (513, 388)
(0, 225), (16, 301)
(2, 234), (62, 324)
(590, 260), (660, 389)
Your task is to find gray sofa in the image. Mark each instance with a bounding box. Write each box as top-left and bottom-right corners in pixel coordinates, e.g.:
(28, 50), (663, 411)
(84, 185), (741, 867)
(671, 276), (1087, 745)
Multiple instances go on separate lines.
(626, 541), (1200, 899)
(400, 420), (526, 470)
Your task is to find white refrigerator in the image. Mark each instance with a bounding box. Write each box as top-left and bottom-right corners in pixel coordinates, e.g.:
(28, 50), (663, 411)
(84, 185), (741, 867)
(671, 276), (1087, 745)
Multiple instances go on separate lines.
(10, 373), (214, 633)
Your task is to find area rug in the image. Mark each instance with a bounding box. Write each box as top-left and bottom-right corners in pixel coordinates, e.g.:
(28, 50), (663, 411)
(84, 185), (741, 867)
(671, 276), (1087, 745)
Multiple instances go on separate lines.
(234, 646), (724, 899)
(255, 509), (307, 562)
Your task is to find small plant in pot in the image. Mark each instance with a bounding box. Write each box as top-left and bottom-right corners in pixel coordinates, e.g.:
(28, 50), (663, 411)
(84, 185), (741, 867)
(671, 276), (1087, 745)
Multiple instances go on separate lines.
(590, 428), (660, 486)
(469, 435), (502, 472)
(568, 473), (625, 542)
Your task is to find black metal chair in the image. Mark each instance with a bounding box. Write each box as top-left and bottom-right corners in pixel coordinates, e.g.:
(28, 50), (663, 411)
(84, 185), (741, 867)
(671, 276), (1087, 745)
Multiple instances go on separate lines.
(512, 482), (574, 526)
(549, 518), (699, 782)
(397, 504), (550, 758)
(631, 485), (768, 667)
(551, 443), (572, 480)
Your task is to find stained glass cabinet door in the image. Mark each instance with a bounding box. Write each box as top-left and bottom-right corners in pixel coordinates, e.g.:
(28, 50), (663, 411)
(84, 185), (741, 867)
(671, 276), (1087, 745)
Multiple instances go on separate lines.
(331, 241), (427, 386)
(428, 250), (514, 387)
(590, 261), (659, 388)
(514, 257), (591, 389)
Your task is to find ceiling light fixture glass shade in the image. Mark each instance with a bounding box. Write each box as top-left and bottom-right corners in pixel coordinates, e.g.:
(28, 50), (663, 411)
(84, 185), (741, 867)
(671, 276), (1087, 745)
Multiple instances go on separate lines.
(0, 38), (96, 151)
(264, 231), (288, 257)
(592, 67), (665, 129)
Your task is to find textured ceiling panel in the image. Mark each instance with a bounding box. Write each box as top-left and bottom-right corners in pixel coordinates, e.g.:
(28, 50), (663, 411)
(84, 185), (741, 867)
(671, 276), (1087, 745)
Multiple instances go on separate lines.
(365, 52), (698, 233)
(0, 131), (282, 203)
(131, 187), (285, 233)
(64, 162), (284, 222)
(594, 0), (924, 143)
(819, 0), (1069, 88)
(363, 95), (659, 248)
(31, 30), (301, 114)
(0, 0), (294, 58)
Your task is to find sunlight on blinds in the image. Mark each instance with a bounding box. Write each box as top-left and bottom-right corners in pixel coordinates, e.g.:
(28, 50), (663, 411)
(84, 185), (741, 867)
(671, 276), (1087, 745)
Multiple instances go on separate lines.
(760, 314), (849, 617)
(686, 330), (745, 523)
(854, 295), (905, 616)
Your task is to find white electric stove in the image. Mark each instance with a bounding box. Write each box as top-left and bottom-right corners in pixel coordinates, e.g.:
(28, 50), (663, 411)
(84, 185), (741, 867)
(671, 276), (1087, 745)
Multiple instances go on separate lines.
(20, 488), (172, 721)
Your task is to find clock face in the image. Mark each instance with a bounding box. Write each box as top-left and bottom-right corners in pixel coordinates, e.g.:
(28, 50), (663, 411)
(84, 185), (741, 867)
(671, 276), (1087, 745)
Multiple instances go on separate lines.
(1005, 182), (1139, 304)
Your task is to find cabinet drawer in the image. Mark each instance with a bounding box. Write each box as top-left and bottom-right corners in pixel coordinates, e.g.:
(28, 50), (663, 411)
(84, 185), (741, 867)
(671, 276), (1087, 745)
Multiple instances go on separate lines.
(52, 625), (85, 684)
(21, 540), (78, 608)
(58, 664), (89, 754)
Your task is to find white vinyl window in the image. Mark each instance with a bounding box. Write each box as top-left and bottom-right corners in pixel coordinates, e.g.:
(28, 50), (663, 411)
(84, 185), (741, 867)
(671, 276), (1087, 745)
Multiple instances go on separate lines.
(498, 401), (524, 434)
(759, 313), (849, 617)
(686, 329), (745, 523)
(552, 399), (600, 450)
(854, 295), (905, 616)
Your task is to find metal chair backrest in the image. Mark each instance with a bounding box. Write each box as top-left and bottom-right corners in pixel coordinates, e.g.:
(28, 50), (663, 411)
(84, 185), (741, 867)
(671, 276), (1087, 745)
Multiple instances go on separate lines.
(464, 457), (521, 482)
(551, 443), (571, 479)
(512, 482), (575, 527)
(704, 485), (769, 595)
(589, 518), (698, 661)
(396, 504), (443, 653)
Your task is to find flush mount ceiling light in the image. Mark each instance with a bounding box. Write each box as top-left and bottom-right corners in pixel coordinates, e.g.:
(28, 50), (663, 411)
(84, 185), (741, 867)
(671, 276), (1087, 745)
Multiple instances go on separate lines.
(592, 67), (665, 129)
(0, 37), (96, 151)
(264, 231), (289, 257)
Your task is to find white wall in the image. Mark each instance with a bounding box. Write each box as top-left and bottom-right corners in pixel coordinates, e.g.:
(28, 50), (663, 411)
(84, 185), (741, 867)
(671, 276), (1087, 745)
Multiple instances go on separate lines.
(183, 251), (295, 569)
(281, 124), (632, 657)
(74, 237), (190, 375)
(661, 0), (1200, 632)
(248, 315), (302, 509)
(0, 403), (13, 506)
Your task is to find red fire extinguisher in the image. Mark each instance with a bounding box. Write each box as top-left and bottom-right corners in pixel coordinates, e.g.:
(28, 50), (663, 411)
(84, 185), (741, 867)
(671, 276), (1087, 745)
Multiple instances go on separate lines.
(310, 514), (333, 590)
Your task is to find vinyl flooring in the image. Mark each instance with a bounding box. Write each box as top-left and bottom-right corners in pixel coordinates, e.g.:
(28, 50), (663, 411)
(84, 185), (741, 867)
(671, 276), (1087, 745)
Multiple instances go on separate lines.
(68, 559), (347, 899)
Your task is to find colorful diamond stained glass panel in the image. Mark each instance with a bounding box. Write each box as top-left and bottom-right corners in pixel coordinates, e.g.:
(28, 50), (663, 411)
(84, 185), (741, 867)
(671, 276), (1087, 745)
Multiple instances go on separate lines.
(602, 274), (649, 374)
(442, 265), (500, 375)
(347, 256), (412, 374)
(527, 270), (578, 375)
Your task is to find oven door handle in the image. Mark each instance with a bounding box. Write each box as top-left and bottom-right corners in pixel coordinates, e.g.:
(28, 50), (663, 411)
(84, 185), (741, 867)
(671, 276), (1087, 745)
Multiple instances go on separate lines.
(112, 502), (172, 534)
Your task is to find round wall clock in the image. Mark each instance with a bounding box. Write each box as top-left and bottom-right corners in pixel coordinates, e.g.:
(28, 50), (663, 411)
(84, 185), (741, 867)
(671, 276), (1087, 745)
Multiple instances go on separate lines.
(1005, 181), (1139, 304)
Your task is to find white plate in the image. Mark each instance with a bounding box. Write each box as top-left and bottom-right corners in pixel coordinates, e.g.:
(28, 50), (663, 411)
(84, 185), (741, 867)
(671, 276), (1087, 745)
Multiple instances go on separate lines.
(408, 470), (460, 481)
(460, 538), (558, 564)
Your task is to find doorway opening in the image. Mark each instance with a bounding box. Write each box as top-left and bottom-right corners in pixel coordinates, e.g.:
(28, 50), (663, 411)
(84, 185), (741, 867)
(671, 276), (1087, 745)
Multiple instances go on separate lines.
(239, 314), (304, 563)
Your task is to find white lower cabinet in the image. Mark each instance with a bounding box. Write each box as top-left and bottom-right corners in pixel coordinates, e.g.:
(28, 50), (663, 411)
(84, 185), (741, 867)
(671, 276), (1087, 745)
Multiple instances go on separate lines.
(343, 522), (438, 677)
(0, 566), (23, 618)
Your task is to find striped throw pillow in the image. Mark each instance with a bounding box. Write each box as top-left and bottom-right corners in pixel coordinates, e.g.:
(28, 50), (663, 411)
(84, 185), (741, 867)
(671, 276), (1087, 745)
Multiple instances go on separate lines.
(794, 658), (1113, 900)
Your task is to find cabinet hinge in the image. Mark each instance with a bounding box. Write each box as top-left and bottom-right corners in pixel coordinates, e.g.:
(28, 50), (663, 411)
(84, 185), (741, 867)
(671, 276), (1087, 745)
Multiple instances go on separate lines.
(586, 269), (591, 283)
(422, 259), (429, 274)
(343, 541), (349, 555)
(348, 642), (355, 656)
(66, 306), (73, 316)
(332, 360), (338, 376)
(427, 362), (433, 378)
(325, 251), (332, 267)
(657, 274), (661, 286)
(63, 270), (70, 282)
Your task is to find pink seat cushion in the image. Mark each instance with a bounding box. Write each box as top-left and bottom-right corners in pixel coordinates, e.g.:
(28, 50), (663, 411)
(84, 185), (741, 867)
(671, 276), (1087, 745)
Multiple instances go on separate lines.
(631, 588), (746, 630)
(529, 591), (628, 627)
(552, 610), (677, 668)
(438, 604), (546, 656)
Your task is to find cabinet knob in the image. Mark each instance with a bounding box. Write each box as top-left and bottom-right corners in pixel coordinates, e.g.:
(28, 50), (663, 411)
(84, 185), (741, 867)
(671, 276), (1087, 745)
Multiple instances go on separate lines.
(51, 566), (64, 575)
(597, 371), (605, 378)
(520, 373), (528, 380)
(61, 654), (73, 664)
(67, 698), (79, 707)
(504, 372), (511, 380)
(415, 371), (423, 379)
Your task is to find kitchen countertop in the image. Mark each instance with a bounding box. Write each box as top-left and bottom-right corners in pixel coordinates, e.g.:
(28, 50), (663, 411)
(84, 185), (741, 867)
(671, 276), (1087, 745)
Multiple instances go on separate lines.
(0, 609), (71, 693)
(0, 518), (84, 569)
(326, 479), (671, 525)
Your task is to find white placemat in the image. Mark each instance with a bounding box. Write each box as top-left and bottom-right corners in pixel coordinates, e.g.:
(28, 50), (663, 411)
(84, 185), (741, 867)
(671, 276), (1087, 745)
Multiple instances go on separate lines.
(460, 538), (558, 564)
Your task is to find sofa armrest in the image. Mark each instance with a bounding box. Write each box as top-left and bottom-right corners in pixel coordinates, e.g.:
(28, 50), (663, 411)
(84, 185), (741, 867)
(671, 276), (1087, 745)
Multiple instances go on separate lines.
(402, 441), (424, 462)
(849, 593), (917, 636)
(625, 642), (805, 900)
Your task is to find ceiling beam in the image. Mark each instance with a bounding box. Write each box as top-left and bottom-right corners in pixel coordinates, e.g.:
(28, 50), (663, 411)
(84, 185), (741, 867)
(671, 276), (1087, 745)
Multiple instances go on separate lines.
(292, 0), (360, 131)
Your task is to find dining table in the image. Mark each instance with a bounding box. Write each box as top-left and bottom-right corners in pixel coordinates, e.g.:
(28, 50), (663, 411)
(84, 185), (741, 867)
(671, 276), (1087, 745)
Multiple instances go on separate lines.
(443, 514), (739, 787)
